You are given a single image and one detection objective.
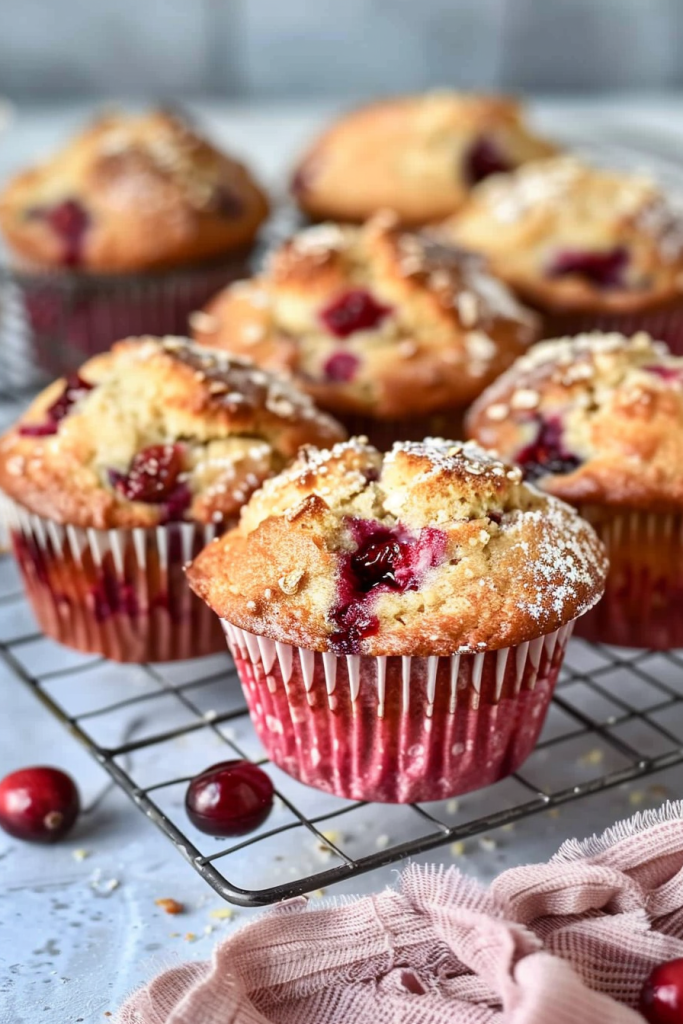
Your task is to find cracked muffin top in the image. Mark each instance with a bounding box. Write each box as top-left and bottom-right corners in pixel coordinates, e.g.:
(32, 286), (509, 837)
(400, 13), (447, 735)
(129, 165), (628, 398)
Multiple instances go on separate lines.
(187, 436), (607, 656)
(0, 110), (270, 271)
(290, 91), (556, 226)
(467, 330), (683, 512)
(440, 156), (683, 314)
(0, 336), (345, 529)
(192, 214), (539, 421)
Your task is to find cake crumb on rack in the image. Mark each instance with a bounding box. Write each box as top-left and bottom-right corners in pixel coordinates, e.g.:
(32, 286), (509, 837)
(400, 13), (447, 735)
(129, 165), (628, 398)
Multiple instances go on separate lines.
(155, 898), (185, 915)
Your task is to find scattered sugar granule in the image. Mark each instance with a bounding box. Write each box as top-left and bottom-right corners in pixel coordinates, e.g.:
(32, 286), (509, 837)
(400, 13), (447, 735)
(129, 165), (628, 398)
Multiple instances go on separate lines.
(628, 790), (645, 806)
(72, 848), (90, 862)
(579, 748), (604, 767)
(446, 799), (459, 815)
(479, 836), (497, 852)
(209, 907), (236, 921)
(376, 834), (390, 850)
(184, 932), (197, 943)
(450, 841), (466, 857)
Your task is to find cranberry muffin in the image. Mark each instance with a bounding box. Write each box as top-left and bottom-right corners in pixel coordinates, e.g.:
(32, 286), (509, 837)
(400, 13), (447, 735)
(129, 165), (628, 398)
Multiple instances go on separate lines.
(188, 437), (606, 802)
(442, 156), (683, 352)
(291, 91), (556, 226)
(0, 337), (344, 662)
(0, 110), (269, 272)
(467, 330), (683, 648)
(192, 214), (539, 448)
(0, 110), (270, 375)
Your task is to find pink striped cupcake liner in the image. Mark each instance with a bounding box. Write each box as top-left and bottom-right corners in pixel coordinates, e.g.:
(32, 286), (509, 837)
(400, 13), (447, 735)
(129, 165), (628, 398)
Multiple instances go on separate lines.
(222, 620), (576, 803)
(575, 504), (683, 649)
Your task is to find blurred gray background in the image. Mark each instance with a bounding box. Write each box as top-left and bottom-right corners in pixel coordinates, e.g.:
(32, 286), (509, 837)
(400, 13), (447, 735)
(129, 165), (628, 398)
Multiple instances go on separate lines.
(2, 0), (683, 100)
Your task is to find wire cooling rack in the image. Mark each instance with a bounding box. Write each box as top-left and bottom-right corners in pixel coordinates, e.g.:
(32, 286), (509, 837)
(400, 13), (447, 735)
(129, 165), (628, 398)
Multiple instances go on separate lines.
(2, 552), (683, 907)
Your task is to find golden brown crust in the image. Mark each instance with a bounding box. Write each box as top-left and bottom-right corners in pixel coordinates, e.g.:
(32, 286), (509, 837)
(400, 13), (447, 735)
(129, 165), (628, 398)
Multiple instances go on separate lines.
(192, 214), (539, 420)
(466, 331), (683, 512)
(291, 92), (556, 225)
(0, 111), (270, 272)
(0, 337), (345, 529)
(187, 437), (607, 656)
(441, 156), (683, 314)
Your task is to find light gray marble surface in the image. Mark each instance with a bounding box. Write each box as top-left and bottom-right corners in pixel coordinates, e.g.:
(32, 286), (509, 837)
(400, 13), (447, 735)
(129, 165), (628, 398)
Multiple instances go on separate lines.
(2, 98), (683, 1024)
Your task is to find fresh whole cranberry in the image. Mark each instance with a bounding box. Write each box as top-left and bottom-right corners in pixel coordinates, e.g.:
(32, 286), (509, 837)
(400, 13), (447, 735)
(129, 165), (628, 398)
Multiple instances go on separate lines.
(0, 767), (80, 843)
(640, 958), (683, 1024)
(464, 136), (512, 185)
(185, 760), (274, 837)
(515, 418), (582, 482)
(547, 246), (629, 289)
(18, 373), (94, 438)
(323, 351), (360, 382)
(319, 290), (392, 338)
(113, 444), (185, 504)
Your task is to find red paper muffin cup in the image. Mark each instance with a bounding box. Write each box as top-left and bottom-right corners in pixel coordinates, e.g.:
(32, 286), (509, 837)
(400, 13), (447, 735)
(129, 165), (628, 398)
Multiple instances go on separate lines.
(541, 300), (683, 355)
(222, 619), (576, 803)
(8, 255), (251, 381)
(1, 494), (229, 663)
(575, 505), (683, 649)
(337, 410), (467, 452)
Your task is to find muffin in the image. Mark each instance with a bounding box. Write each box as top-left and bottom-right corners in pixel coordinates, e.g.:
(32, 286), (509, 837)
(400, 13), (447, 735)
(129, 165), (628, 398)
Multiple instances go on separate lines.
(0, 110), (270, 375)
(442, 156), (683, 352)
(466, 330), (683, 649)
(291, 91), (556, 226)
(192, 214), (539, 448)
(0, 336), (344, 662)
(187, 437), (607, 802)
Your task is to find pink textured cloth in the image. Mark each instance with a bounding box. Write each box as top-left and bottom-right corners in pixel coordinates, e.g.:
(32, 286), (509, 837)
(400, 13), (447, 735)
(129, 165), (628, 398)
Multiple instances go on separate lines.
(117, 804), (683, 1024)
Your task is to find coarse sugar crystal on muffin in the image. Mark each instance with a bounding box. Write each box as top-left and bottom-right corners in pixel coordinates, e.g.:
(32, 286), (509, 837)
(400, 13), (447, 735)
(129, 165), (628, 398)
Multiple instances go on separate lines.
(192, 213), (539, 448)
(467, 330), (683, 648)
(441, 156), (683, 351)
(187, 437), (606, 801)
(0, 336), (344, 662)
(291, 91), (557, 226)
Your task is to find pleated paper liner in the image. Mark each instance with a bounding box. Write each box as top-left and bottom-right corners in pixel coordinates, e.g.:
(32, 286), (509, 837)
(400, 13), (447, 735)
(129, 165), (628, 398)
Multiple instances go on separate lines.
(541, 299), (683, 355)
(223, 620), (575, 803)
(2, 253), (251, 384)
(336, 409), (467, 452)
(1, 494), (229, 663)
(575, 504), (683, 649)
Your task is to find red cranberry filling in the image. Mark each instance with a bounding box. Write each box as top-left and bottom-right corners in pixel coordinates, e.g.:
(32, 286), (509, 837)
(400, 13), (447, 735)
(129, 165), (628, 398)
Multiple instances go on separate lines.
(112, 444), (186, 505)
(515, 418), (582, 482)
(644, 364), (683, 383)
(323, 351), (360, 382)
(330, 519), (447, 654)
(19, 373), (94, 437)
(319, 290), (391, 338)
(211, 186), (245, 219)
(464, 136), (512, 185)
(93, 571), (139, 623)
(28, 199), (90, 267)
(546, 246), (629, 289)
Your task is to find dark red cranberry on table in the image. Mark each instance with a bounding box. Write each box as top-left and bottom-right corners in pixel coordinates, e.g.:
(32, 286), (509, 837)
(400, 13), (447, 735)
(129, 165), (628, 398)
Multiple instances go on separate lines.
(0, 767), (80, 843)
(113, 444), (185, 504)
(546, 245), (629, 289)
(18, 373), (94, 437)
(640, 958), (683, 1024)
(319, 289), (392, 338)
(185, 760), (274, 837)
(515, 418), (582, 482)
(464, 136), (512, 185)
(323, 351), (360, 382)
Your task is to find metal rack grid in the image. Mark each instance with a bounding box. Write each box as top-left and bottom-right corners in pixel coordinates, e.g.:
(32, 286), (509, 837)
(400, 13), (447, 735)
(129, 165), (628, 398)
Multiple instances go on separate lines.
(2, 554), (683, 907)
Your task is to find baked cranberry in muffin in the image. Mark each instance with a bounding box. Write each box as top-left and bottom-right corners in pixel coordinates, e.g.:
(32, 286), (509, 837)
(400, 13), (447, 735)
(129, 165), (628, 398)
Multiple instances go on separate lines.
(192, 213), (539, 445)
(188, 437), (606, 801)
(442, 156), (683, 316)
(290, 91), (556, 225)
(0, 110), (269, 272)
(0, 337), (344, 661)
(467, 330), (683, 648)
